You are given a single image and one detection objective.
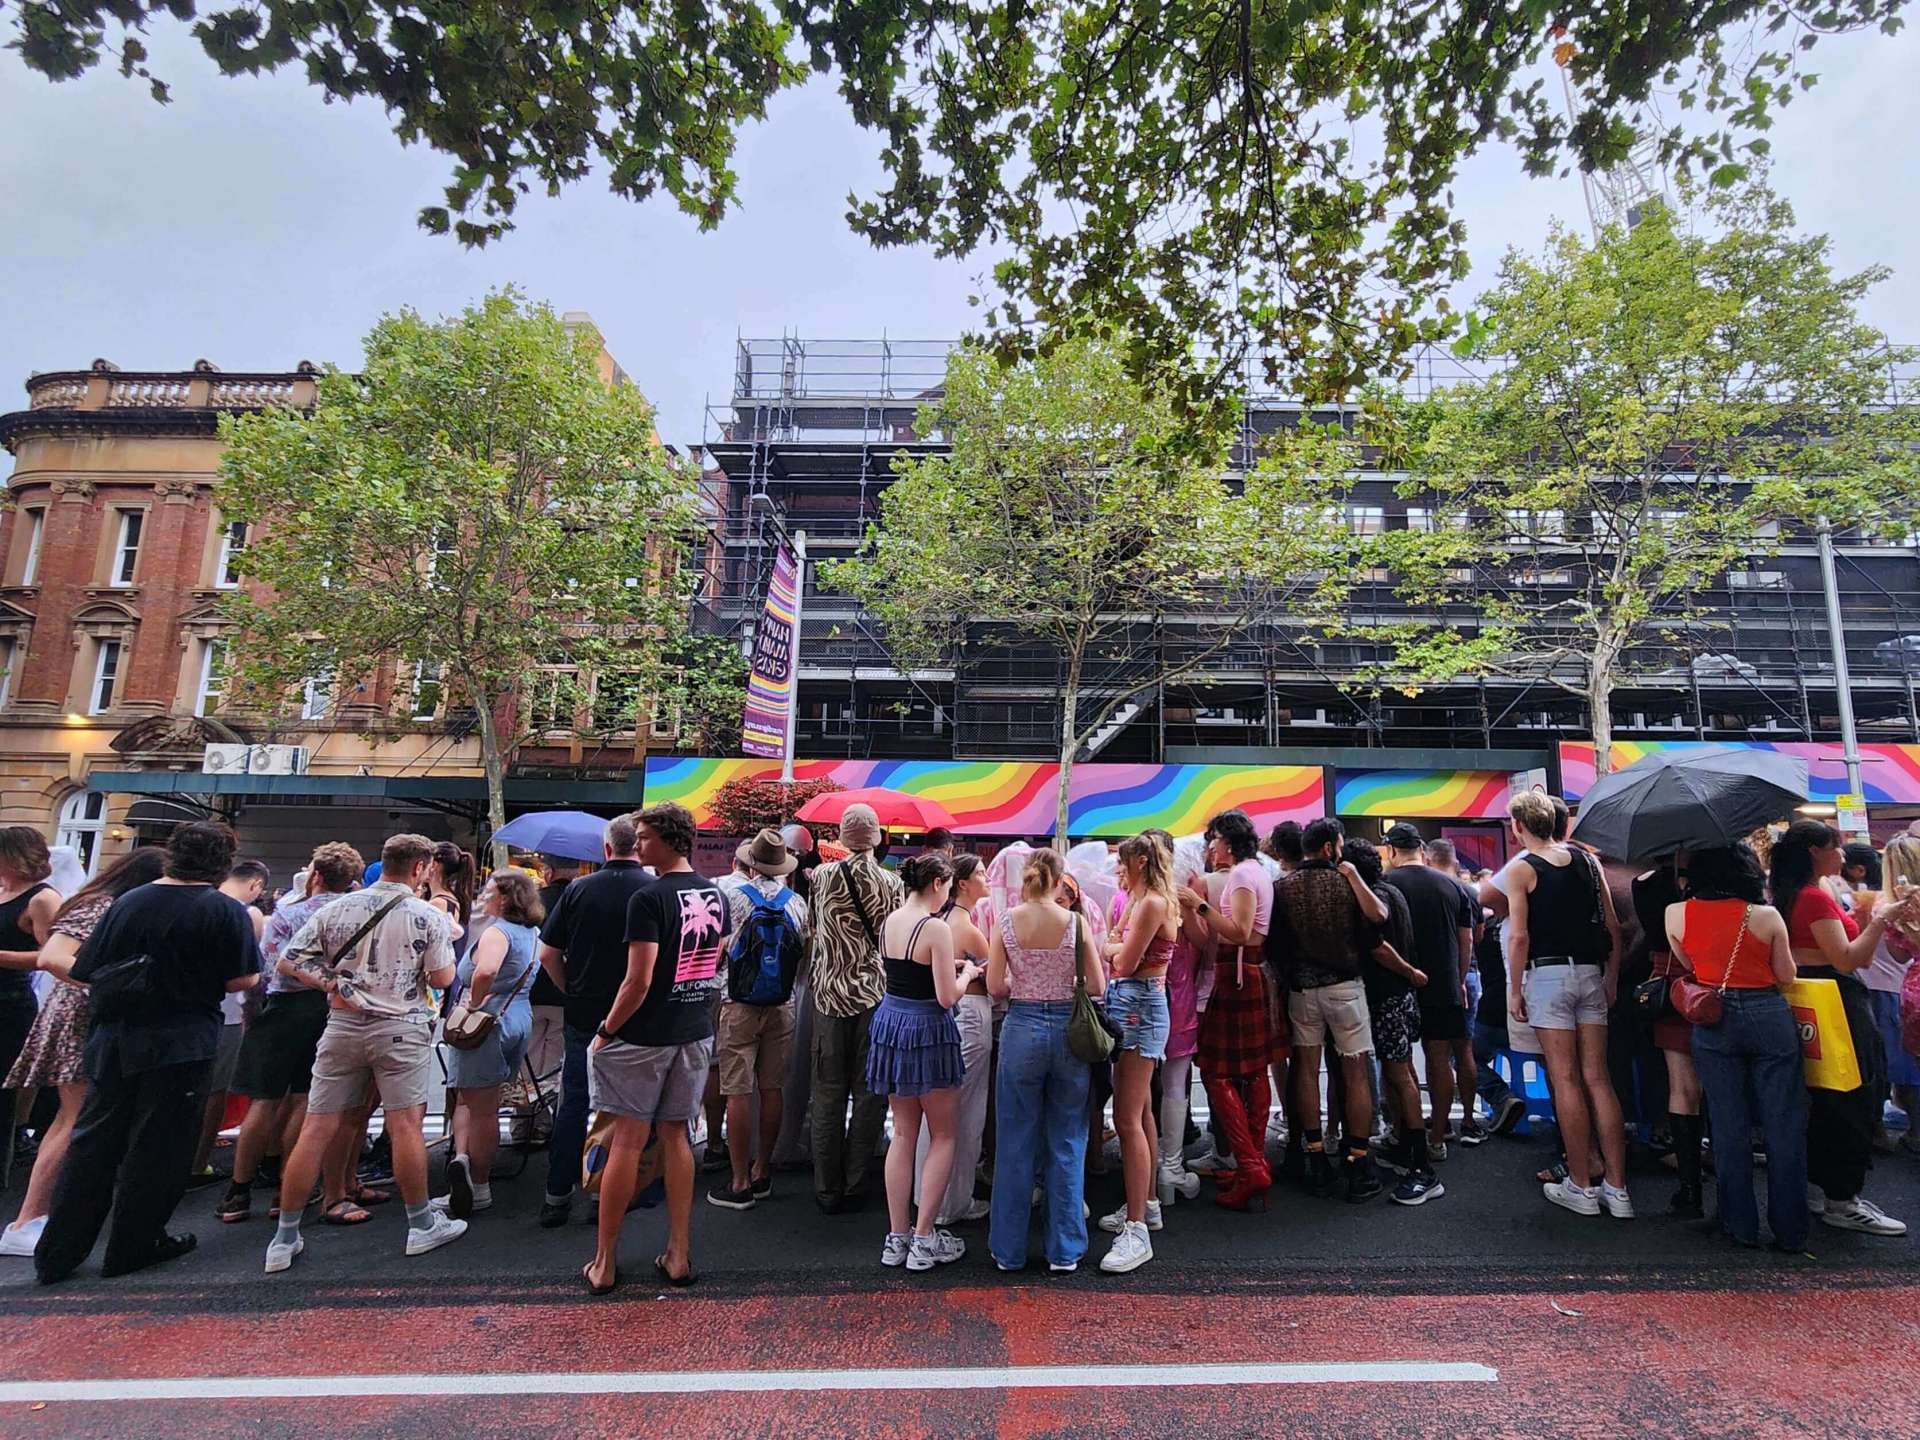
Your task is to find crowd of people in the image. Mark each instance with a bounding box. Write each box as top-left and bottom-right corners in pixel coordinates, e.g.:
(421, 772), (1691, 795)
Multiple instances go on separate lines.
(0, 785), (1914, 1287)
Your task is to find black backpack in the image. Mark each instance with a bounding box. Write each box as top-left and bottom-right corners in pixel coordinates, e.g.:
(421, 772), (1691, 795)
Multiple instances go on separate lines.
(726, 885), (803, 1006)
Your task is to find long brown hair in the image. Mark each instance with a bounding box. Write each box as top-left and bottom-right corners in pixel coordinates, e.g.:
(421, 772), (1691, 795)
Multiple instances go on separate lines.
(429, 841), (476, 926)
(54, 847), (166, 921)
(1117, 832), (1179, 917)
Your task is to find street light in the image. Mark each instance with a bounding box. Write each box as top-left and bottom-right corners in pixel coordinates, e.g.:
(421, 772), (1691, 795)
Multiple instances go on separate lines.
(1815, 515), (1866, 829)
(749, 491), (806, 784)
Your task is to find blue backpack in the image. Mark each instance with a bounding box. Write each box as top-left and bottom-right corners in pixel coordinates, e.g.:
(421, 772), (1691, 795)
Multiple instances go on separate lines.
(727, 885), (803, 1006)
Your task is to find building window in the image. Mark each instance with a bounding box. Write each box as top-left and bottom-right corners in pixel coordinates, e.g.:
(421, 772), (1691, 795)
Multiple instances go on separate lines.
(57, 791), (106, 877)
(591, 671), (643, 735)
(110, 510), (144, 587)
(300, 669), (333, 721)
(194, 638), (227, 716)
(1345, 506), (1384, 536)
(409, 660), (443, 720)
(0, 637), (13, 707)
(18, 510), (45, 585)
(89, 638), (122, 714)
(215, 521), (248, 588)
(527, 668), (579, 733)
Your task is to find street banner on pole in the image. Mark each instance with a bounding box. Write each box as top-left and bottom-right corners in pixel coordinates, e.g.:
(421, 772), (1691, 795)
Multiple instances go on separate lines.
(741, 543), (799, 760)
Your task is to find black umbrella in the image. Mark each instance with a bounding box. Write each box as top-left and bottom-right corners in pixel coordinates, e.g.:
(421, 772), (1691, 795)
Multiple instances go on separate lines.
(1570, 746), (1810, 861)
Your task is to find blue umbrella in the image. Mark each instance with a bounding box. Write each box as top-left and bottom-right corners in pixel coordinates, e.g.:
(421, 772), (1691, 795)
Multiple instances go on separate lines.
(491, 810), (611, 863)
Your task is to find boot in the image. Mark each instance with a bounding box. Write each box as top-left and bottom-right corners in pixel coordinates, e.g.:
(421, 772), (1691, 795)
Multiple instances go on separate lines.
(1279, 1130), (1306, 1186)
(1305, 1146), (1337, 1197)
(1670, 1111), (1705, 1217)
(1204, 1076), (1272, 1209)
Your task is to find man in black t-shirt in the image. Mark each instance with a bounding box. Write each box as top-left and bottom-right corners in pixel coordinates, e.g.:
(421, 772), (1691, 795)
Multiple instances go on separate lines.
(1382, 825), (1480, 1161)
(36, 822), (260, 1284)
(534, 818), (654, 1227)
(582, 803), (730, 1294)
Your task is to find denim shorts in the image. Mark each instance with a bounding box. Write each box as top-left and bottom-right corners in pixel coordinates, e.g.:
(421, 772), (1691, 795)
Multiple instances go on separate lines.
(1106, 977), (1170, 1061)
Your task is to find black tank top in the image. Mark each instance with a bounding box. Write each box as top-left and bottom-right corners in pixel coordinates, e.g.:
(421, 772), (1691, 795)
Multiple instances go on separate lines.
(883, 915), (938, 1001)
(0, 883), (49, 1000)
(1521, 852), (1606, 964)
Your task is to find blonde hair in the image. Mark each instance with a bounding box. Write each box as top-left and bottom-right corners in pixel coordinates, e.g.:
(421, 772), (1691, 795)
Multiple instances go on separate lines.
(1020, 848), (1065, 904)
(1886, 834), (1920, 892)
(1117, 832), (1179, 916)
(1509, 790), (1558, 842)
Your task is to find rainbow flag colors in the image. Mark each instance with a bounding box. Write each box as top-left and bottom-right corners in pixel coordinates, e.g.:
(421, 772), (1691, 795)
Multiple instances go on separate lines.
(641, 758), (1324, 837)
(1333, 769), (1516, 819)
(1559, 741), (1920, 805)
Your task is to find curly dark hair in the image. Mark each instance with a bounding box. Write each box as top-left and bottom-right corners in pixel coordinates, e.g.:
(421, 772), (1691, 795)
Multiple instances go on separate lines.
(634, 802), (697, 858)
(1206, 810), (1260, 862)
(166, 821), (238, 885)
(900, 851), (954, 894)
(1341, 837), (1384, 888)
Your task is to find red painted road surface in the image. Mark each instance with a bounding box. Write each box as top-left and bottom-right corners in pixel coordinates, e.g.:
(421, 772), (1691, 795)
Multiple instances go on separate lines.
(3, 1277), (1917, 1437)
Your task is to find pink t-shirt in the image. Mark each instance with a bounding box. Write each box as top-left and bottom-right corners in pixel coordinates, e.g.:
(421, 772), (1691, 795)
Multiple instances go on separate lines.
(1223, 858), (1274, 945)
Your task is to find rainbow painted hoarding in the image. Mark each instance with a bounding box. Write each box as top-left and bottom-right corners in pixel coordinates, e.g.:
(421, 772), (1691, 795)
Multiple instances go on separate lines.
(1559, 741), (1920, 805)
(1331, 769), (1516, 819)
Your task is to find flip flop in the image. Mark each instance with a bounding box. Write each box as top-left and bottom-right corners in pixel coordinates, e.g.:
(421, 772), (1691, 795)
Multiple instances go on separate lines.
(320, 1198), (372, 1226)
(583, 1262), (619, 1297)
(653, 1253), (697, 1288)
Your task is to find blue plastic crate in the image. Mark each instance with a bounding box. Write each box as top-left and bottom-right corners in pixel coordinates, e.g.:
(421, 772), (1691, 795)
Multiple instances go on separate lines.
(1492, 1050), (1556, 1135)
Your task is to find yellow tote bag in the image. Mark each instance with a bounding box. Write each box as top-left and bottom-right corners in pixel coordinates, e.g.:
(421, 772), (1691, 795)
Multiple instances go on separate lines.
(1782, 978), (1862, 1092)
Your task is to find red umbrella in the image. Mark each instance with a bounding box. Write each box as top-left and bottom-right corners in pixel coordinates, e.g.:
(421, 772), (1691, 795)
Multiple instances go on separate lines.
(796, 786), (959, 833)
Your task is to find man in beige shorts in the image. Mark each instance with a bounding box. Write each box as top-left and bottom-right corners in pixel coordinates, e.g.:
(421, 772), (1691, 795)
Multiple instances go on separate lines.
(264, 834), (461, 1273)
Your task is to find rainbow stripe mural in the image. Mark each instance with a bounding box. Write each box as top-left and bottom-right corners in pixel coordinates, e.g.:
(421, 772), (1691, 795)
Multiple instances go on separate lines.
(641, 758), (1324, 837)
(1333, 769), (1516, 819)
(1559, 741), (1920, 805)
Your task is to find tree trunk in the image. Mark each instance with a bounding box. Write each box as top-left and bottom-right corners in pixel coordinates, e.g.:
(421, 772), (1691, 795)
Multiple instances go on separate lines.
(470, 680), (511, 870)
(1056, 663), (1080, 844)
(1588, 641), (1620, 779)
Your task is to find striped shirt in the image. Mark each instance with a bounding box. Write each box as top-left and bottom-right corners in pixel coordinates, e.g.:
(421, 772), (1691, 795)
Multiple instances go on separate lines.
(806, 853), (903, 1018)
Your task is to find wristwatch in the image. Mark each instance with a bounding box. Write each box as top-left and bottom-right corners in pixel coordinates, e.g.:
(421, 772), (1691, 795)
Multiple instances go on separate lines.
(1196, 901), (1211, 915)
(595, 1024), (615, 1041)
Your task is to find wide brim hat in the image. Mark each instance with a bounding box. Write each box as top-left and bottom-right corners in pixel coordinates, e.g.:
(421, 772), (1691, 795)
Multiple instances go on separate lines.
(737, 827), (798, 877)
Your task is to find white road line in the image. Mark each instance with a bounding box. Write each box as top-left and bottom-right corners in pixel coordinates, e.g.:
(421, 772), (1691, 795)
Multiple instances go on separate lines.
(0, 1361), (1496, 1403)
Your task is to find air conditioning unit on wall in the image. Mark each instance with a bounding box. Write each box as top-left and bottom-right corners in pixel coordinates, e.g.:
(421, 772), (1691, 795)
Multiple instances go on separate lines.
(202, 743), (311, 776)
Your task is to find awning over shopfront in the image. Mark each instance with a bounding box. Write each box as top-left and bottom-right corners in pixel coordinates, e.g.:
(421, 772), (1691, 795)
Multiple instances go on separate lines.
(86, 770), (648, 810)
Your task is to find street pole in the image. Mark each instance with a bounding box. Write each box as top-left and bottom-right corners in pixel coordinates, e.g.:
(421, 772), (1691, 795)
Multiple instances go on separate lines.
(783, 527), (806, 784)
(1816, 515), (1866, 816)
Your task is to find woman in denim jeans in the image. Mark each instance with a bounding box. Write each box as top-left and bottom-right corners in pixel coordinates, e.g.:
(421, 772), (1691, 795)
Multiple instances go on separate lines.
(1665, 844), (1804, 1250)
(986, 849), (1106, 1273)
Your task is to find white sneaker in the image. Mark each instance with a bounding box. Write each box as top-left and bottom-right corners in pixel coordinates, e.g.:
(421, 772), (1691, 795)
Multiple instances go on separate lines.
(1159, 1162), (1202, 1202)
(1599, 1183), (1635, 1220)
(1187, 1147), (1237, 1175)
(936, 1197), (992, 1226)
(1822, 1196), (1909, 1236)
(263, 1233), (304, 1274)
(404, 1211), (468, 1256)
(881, 1231), (910, 1267)
(1543, 1178), (1602, 1216)
(0, 1215), (46, 1257)
(1098, 1220), (1153, 1273)
(906, 1229), (966, 1271)
(1807, 1183), (1828, 1214)
(1047, 1258), (1079, 1273)
(1098, 1199), (1162, 1233)
(428, 1191), (494, 1215)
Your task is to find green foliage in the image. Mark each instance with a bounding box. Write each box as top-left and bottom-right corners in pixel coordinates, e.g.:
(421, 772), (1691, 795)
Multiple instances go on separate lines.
(8, 0), (1908, 399)
(823, 337), (1365, 832)
(213, 290), (731, 837)
(1382, 180), (1920, 765)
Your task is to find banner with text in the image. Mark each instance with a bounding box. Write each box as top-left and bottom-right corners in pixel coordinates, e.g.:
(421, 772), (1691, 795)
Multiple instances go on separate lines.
(741, 544), (799, 760)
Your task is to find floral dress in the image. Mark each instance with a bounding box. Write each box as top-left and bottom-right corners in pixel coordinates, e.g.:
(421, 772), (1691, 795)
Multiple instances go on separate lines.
(6, 894), (111, 1088)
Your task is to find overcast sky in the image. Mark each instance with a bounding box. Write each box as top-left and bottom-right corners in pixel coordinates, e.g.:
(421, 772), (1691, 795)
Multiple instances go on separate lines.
(3, 24), (1916, 446)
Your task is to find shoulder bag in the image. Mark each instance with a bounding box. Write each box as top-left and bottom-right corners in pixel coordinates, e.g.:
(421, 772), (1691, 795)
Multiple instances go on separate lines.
(85, 901), (190, 1024)
(444, 945), (537, 1051)
(1065, 916), (1120, 1064)
(1669, 904), (1748, 1028)
(319, 894), (410, 997)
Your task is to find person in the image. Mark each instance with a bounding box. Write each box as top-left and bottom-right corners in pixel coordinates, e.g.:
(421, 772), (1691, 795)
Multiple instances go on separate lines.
(1868, 833), (1920, 1152)
(987, 848), (1105, 1272)
(700, 857), (751, 1176)
(1149, 828), (1209, 1207)
(34, 822), (260, 1283)
(1422, 837), (1491, 1144)
(806, 803), (903, 1214)
(1094, 832), (1177, 1271)
(1505, 790), (1634, 1219)
(187, 858), (271, 1187)
(1189, 810), (1284, 1208)
(707, 829), (808, 1211)
(770, 823), (820, 1172)
(1631, 856), (1701, 1214)
(1269, 822), (1304, 874)
(0, 827), (62, 1098)
(437, 869), (543, 1220)
(1268, 817), (1388, 1202)
(923, 828), (957, 857)
(424, 842), (475, 951)
(1345, 839), (1442, 1205)
(0, 848), (166, 1257)
(1466, 889), (1526, 1137)
(1381, 825), (1478, 1162)
(1666, 843), (1807, 1251)
(264, 834), (464, 1273)
(217, 843), (366, 1225)
(536, 815), (653, 1228)
(583, 803), (729, 1294)
(870, 852), (977, 1271)
(1842, 842), (1881, 893)
(520, 855), (572, 1117)
(1771, 820), (1909, 1236)
(916, 851), (994, 1226)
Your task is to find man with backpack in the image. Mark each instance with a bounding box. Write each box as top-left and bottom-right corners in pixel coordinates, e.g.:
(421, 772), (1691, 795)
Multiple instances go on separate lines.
(708, 829), (810, 1211)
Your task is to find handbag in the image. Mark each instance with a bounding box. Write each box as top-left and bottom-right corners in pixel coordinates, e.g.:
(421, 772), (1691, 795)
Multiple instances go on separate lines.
(1631, 972), (1671, 1028)
(1670, 904), (1748, 1027)
(1065, 916), (1119, 1065)
(442, 949), (537, 1051)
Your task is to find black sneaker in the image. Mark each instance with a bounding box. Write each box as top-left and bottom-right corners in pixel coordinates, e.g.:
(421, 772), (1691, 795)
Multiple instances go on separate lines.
(1345, 1158), (1384, 1204)
(1376, 1137), (1414, 1177)
(1306, 1150), (1338, 1196)
(700, 1141), (731, 1174)
(750, 1175), (773, 1200)
(707, 1183), (756, 1211)
(102, 1232), (197, 1278)
(445, 1154), (474, 1221)
(1492, 1096), (1526, 1135)
(1458, 1120), (1491, 1148)
(538, 1193), (572, 1229)
(1391, 1170), (1446, 1206)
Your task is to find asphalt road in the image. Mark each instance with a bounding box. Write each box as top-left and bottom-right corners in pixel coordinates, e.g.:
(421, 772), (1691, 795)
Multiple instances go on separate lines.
(2, 1124), (1918, 1436)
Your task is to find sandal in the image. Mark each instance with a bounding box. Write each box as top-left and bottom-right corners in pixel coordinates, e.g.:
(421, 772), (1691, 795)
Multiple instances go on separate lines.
(268, 1186), (323, 1219)
(583, 1261), (619, 1297)
(653, 1253), (697, 1287)
(320, 1198), (372, 1226)
(348, 1182), (394, 1206)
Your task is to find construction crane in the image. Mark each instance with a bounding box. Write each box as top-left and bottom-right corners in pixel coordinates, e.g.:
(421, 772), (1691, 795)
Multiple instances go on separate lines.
(1554, 35), (1669, 240)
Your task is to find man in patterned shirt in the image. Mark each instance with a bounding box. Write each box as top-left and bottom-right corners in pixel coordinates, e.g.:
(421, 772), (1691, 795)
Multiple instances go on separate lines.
(806, 804), (903, 1213)
(263, 834), (462, 1272)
